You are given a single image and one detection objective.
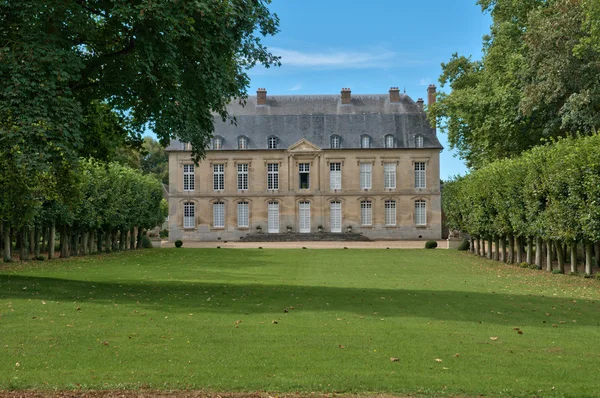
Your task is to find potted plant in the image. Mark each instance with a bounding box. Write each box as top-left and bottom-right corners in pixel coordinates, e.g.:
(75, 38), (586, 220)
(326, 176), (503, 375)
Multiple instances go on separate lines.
(286, 225), (293, 233)
(317, 225), (323, 232)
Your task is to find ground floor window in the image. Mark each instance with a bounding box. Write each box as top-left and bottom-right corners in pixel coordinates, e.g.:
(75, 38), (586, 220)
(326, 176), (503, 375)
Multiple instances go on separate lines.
(183, 202), (195, 229)
(237, 202), (249, 228)
(415, 200), (426, 226)
(213, 202), (225, 228)
(385, 200), (396, 226)
(360, 200), (372, 226)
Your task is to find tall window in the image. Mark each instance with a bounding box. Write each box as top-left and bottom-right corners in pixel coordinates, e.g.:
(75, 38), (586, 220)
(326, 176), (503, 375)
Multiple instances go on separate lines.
(237, 164), (248, 190)
(237, 202), (249, 228)
(360, 163), (372, 190)
(385, 200), (396, 226)
(331, 135), (341, 149)
(329, 162), (341, 190)
(384, 163), (396, 189)
(360, 200), (372, 226)
(183, 164), (194, 191)
(268, 136), (278, 149)
(183, 202), (195, 228)
(213, 136), (222, 150)
(238, 136), (247, 149)
(299, 163), (310, 189)
(213, 202), (225, 228)
(385, 135), (395, 148)
(267, 163), (279, 190)
(213, 164), (224, 191)
(414, 162), (426, 188)
(415, 200), (426, 225)
(361, 135), (370, 149)
(416, 135), (424, 148)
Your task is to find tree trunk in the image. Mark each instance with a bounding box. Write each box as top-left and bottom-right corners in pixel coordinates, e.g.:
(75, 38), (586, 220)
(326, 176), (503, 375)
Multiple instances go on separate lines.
(105, 229), (111, 252)
(570, 242), (577, 274)
(585, 241), (593, 275)
(20, 226), (28, 261)
(469, 236), (475, 253)
(129, 227), (135, 250)
(41, 227), (47, 254)
(34, 226), (41, 257)
(556, 241), (565, 273)
(508, 234), (515, 264)
(97, 230), (103, 253)
(119, 229), (126, 251)
(595, 242), (600, 269)
(136, 227), (143, 249)
(71, 228), (78, 256)
(28, 226), (35, 256)
(60, 224), (69, 258)
(112, 229), (118, 251)
(0, 221), (4, 260)
(546, 241), (552, 272)
(526, 237), (533, 264)
(480, 239), (485, 257)
(48, 224), (56, 260)
(499, 237), (506, 262)
(535, 237), (542, 269)
(3, 223), (11, 262)
(88, 230), (94, 254)
(516, 236), (523, 264)
(82, 231), (88, 256)
(494, 237), (500, 261)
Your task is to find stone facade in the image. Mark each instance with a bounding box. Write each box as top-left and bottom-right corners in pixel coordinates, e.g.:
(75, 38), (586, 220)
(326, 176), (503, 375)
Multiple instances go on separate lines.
(167, 87), (443, 241)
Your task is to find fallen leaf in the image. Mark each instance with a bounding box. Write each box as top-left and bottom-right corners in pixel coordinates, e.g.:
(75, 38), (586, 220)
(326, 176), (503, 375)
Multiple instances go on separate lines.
(283, 308), (288, 313)
(102, 341), (109, 346)
(272, 320), (278, 324)
(390, 357), (399, 362)
(490, 337), (499, 341)
(339, 345), (345, 349)
(513, 327), (520, 331)
(435, 358), (443, 363)
(42, 301), (46, 305)
(517, 330), (523, 335)
(454, 353), (460, 357)
(234, 320), (242, 325)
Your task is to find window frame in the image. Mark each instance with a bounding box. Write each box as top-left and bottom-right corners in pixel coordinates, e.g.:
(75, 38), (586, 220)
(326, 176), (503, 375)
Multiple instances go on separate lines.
(238, 136), (248, 150)
(414, 162), (426, 189)
(360, 200), (373, 226)
(329, 162), (342, 190)
(299, 162), (310, 190)
(330, 135), (341, 149)
(213, 164), (225, 191)
(385, 200), (396, 226)
(267, 163), (279, 190)
(213, 201), (225, 228)
(385, 135), (395, 148)
(183, 202), (195, 229)
(360, 162), (372, 190)
(267, 136), (278, 149)
(213, 136), (223, 150)
(237, 163), (249, 190)
(416, 135), (424, 148)
(384, 162), (396, 190)
(361, 135), (371, 149)
(237, 201), (249, 228)
(183, 164), (195, 192)
(415, 200), (426, 226)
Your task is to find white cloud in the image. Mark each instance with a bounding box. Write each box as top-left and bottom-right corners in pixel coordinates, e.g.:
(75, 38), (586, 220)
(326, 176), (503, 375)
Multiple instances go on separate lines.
(418, 78), (432, 86)
(271, 47), (395, 69)
(288, 83), (303, 91)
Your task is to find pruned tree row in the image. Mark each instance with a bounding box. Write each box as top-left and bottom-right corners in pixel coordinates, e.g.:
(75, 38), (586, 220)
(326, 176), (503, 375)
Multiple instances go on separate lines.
(1, 160), (167, 262)
(444, 134), (600, 276)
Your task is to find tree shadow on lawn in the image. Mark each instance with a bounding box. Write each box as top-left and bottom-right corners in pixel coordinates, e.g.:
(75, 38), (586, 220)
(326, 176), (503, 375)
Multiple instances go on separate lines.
(1, 274), (598, 328)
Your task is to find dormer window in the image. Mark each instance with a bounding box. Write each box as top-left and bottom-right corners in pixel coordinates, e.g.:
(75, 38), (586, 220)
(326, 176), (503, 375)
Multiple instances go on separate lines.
(416, 135), (424, 148)
(361, 135), (371, 149)
(238, 136), (248, 150)
(330, 135), (341, 149)
(385, 135), (395, 148)
(268, 136), (278, 149)
(213, 136), (223, 150)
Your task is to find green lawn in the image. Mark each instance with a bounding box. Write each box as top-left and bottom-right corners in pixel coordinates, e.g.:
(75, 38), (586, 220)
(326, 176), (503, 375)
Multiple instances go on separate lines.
(1, 249), (600, 397)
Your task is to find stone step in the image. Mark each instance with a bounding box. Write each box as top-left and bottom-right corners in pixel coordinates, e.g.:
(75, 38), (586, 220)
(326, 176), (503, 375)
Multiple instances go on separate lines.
(240, 232), (371, 242)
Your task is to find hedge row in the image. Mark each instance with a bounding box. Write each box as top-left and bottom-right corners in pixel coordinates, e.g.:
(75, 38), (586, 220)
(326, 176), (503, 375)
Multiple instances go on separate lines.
(443, 134), (600, 275)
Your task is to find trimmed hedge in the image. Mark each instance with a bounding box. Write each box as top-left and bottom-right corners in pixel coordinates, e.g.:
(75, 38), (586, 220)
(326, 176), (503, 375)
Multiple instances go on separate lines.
(425, 240), (438, 249)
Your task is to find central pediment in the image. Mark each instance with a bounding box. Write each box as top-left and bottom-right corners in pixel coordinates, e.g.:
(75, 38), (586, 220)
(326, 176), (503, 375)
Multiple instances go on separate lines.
(288, 138), (321, 152)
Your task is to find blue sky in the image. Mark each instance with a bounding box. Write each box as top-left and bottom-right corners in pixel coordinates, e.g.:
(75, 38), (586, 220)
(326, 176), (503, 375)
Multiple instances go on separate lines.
(247, 0), (492, 180)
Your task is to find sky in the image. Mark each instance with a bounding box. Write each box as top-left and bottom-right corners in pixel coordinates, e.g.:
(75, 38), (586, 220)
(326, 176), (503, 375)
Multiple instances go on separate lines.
(247, 0), (492, 180)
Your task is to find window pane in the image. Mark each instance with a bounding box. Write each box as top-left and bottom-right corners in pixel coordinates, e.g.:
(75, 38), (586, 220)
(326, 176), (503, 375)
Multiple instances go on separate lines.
(360, 163), (372, 190)
(384, 163), (396, 189)
(237, 164), (248, 190)
(237, 202), (249, 227)
(360, 200), (372, 226)
(385, 200), (396, 226)
(416, 135), (424, 148)
(415, 200), (426, 225)
(329, 162), (341, 190)
(299, 163), (310, 189)
(213, 202), (225, 227)
(331, 136), (340, 149)
(184, 202), (195, 228)
(183, 164), (195, 191)
(267, 163), (279, 190)
(213, 164), (224, 190)
(238, 137), (247, 149)
(385, 135), (394, 148)
(414, 162), (426, 188)
(361, 136), (370, 148)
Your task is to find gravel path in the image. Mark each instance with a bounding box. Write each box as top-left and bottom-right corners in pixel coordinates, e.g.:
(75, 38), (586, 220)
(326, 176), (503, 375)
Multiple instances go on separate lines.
(163, 240), (449, 249)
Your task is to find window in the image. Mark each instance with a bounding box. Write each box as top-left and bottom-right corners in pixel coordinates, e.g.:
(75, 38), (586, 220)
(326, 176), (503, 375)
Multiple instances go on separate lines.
(183, 164), (195, 191)
(331, 135), (341, 149)
(361, 135), (370, 149)
(360, 200), (372, 226)
(384, 163), (396, 189)
(267, 163), (279, 190)
(329, 162), (341, 190)
(415, 200), (426, 226)
(237, 163), (248, 190)
(213, 136), (222, 150)
(183, 202), (195, 228)
(213, 202), (225, 228)
(414, 162), (426, 188)
(237, 202), (249, 228)
(213, 164), (224, 191)
(299, 163), (310, 189)
(268, 136), (278, 149)
(238, 136), (247, 149)
(416, 135), (424, 148)
(360, 163), (372, 190)
(385, 135), (395, 148)
(385, 200), (396, 226)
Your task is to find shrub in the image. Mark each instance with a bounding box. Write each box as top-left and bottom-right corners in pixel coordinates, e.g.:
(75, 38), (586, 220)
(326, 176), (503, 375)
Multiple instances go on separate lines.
(457, 240), (470, 251)
(34, 255), (46, 261)
(141, 235), (153, 249)
(569, 271), (579, 276)
(425, 240), (438, 249)
(174, 240), (183, 248)
(159, 229), (169, 239)
(551, 269), (563, 274)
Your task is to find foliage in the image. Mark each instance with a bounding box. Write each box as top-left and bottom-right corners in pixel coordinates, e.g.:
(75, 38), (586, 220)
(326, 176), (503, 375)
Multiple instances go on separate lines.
(141, 235), (153, 249)
(457, 240), (470, 251)
(425, 240), (438, 249)
(174, 240), (183, 248)
(159, 229), (169, 239)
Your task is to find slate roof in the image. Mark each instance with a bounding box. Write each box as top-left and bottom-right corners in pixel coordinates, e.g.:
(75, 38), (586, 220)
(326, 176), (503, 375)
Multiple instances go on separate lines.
(166, 93), (442, 151)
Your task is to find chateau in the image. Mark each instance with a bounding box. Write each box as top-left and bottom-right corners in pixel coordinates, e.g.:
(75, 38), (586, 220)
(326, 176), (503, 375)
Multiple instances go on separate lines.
(166, 86), (442, 241)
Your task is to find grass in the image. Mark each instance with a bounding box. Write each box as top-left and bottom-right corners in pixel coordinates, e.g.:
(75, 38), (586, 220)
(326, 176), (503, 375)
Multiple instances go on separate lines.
(1, 248), (600, 397)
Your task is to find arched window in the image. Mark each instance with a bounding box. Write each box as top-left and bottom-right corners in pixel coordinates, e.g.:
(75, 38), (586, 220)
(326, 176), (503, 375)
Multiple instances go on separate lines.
(267, 136), (278, 149)
(361, 135), (371, 149)
(385, 134), (395, 148)
(330, 135), (341, 149)
(238, 136), (248, 150)
(416, 135), (424, 148)
(212, 136), (223, 150)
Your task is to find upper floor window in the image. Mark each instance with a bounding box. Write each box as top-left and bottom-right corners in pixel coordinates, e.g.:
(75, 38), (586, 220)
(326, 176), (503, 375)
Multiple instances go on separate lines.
(267, 163), (279, 190)
(416, 135), (424, 148)
(331, 135), (341, 149)
(238, 136), (248, 150)
(361, 135), (371, 149)
(415, 200), (426, 226)
(268, 136), (278, 149)
(329, 162), (341, 190)
(299, 163), (310, 189)
(183, 142), (192, 151)
(414, 162), (426, 189)
(213, 136), (223, 150)
(237, 164), (248, 190)
(213, 164), (225, 191)
(183, 202), (195, 228)
(384, 162), (396, 189)
(183, 164), (195, 191)
(360, 163), (372, 190)
(385, 135), (395, 148)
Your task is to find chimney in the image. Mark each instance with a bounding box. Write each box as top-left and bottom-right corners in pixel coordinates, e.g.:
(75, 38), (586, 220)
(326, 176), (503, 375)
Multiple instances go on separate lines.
(389, 87), (400, 103)
(257, 88), (267, 105)
(416, 98), (424, 111)
(427, 84), (436, 106)
(341, 88), (351, 105)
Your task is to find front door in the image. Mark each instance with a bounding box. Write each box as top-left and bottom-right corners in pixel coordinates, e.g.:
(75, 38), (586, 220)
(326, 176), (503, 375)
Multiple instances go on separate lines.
(330, 201), (342, 233)
(268, 201), (279, 233)
(299, 201), (311, 233)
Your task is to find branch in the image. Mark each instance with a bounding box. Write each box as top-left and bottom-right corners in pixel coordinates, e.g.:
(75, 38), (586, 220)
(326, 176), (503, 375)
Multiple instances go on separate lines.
(79, 0), (108, 18)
